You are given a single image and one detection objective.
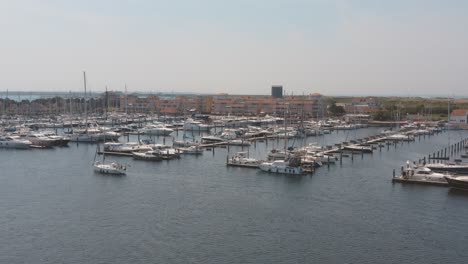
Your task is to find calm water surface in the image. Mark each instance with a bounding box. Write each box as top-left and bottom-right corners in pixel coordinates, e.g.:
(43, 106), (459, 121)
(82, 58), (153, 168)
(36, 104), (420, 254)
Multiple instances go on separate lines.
(1, 128), (468, 264)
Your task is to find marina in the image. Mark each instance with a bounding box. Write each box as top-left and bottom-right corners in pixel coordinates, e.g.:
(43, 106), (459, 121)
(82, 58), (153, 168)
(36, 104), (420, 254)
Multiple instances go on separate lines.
(2, 118), (468, 264)
(3, 1), (468, 262)
(1, 114), (458, 174)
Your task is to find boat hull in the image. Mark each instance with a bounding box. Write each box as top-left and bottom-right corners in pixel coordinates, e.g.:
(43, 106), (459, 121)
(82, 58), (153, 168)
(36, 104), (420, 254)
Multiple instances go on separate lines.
(132, 153), (162, 161)
(426, 166), (468, 175)
(141, 129), (173, 136)
(93, 161), (126, 175)
(93, 166), (126, 175)
(0, 142), (31, 149)
(444, 176), (468, 190)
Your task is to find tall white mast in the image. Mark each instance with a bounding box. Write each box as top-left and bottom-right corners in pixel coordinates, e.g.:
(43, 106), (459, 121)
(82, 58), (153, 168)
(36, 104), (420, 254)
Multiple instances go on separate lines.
(284, 103), (288, 155)
(83, 71), (88, 131)
(105, 86), (108, 120)
(447, 95), (451, 149)
(125, 84), (128, 116)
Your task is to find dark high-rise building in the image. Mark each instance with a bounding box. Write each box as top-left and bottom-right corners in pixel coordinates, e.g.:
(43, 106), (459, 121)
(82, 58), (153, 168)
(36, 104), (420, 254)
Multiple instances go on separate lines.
(271, 85), (283, 98)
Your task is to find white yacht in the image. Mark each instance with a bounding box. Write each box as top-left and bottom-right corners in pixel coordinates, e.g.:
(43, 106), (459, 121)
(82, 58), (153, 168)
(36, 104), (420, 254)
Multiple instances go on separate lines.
(425, 162), (468, 174)
(140, 124), (174, 136)
(227, 139), (251, 146)
(301, 155), (323, 168)
(267, 149), (288, 161)
(103, 142), (152, 153)
(228, 152), (262, 167)
(150, 144), (181, 159)
(132, 150), (162, 161)
(259, 160), (303, 175)
(386, 134), (414, 141)
(393, 161), (448, 184)
(313, 153), (337, 164)
(25, 133), (56, 147)
(42, 131), (70, 146)
(69, 128), (120, 142)
(0, 136), (32, 149)
(183, 119), (212, 131)
(201, 135), (224, 144)
(179, 145), (203, 155)
(173, 140), (199, 148)
(444, 175), (468, 190)
(219, 129), (238, 140)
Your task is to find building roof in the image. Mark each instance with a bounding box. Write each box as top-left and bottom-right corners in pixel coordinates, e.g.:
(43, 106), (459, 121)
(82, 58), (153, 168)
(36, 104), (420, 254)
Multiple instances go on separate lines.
(451, 109), (468, 116)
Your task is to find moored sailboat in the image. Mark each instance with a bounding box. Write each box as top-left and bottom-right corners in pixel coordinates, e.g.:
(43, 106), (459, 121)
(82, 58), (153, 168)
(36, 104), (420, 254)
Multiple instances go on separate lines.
(93, 160), (126, 175)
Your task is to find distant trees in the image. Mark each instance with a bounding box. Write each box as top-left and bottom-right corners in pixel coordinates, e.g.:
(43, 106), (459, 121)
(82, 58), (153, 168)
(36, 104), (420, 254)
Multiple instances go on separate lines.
(328, 102), (345, 117)
(372, 110), (392, 121)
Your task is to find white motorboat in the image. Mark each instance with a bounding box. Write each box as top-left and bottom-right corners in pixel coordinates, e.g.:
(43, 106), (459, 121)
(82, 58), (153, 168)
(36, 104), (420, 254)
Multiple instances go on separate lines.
(381, 129), (394, 135)
(25, 133), (56, 147)
(41, 131), (70, 146)
(93, 161), (126, 175)
(132, 150), (162, 161)
(140, 124), (174, 136)
(425, 162), (468, 174)
(313, 153), (337, 164)
(104, 142), (152, 153)
(393, 161), (448, 184)
(386, 134), (414, 141)
(227, 139), (251, 146)
(243, 128), (272, 138)
(301, 155), (323, 168)
(0, 136), (32, 149)
(219, 129), (238, 140)
(150, 144), (181, 159)
(201, 136), (224, 144)
(444, 175), (468, 190)
(267, 149), (289, 161)
(183, 119), (212, 131)
(259, 160), (303, 175)
(69, 128), (120, 142)
(227, 152), (262, 167)
(173, 140), (199, 148)
(179, 146), (203, 155)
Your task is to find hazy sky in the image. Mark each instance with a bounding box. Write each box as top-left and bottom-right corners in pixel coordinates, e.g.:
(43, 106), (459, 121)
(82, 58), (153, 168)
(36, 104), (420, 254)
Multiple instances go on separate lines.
(0, 0), (467, 96)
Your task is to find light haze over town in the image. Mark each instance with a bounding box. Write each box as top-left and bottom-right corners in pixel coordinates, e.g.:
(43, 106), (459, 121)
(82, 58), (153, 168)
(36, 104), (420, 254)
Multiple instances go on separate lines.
(1, 0), (467, 96)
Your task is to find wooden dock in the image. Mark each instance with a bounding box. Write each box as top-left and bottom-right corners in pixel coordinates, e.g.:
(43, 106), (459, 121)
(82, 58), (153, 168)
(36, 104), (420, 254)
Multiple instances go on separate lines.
(226, 162), (259, 168)
(97, 151), (134, 157)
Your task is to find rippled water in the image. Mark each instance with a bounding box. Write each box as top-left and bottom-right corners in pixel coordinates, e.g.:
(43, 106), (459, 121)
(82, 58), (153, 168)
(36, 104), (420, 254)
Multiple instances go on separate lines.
(1, 128), (468, 264)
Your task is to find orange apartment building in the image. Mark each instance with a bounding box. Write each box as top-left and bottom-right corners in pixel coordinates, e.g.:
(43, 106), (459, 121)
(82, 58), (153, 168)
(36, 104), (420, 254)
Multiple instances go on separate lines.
(212, 93), (324, 117)
(119, 93), (323, 117)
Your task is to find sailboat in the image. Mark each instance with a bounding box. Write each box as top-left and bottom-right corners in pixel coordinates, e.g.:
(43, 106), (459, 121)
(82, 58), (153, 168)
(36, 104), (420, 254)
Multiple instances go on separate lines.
(69, 72), (120, 142)
(93, 133), (127, 175)
(93, 155), (127, 175)
(81, 72), (126, 175)
(260, 104), (304, 175)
